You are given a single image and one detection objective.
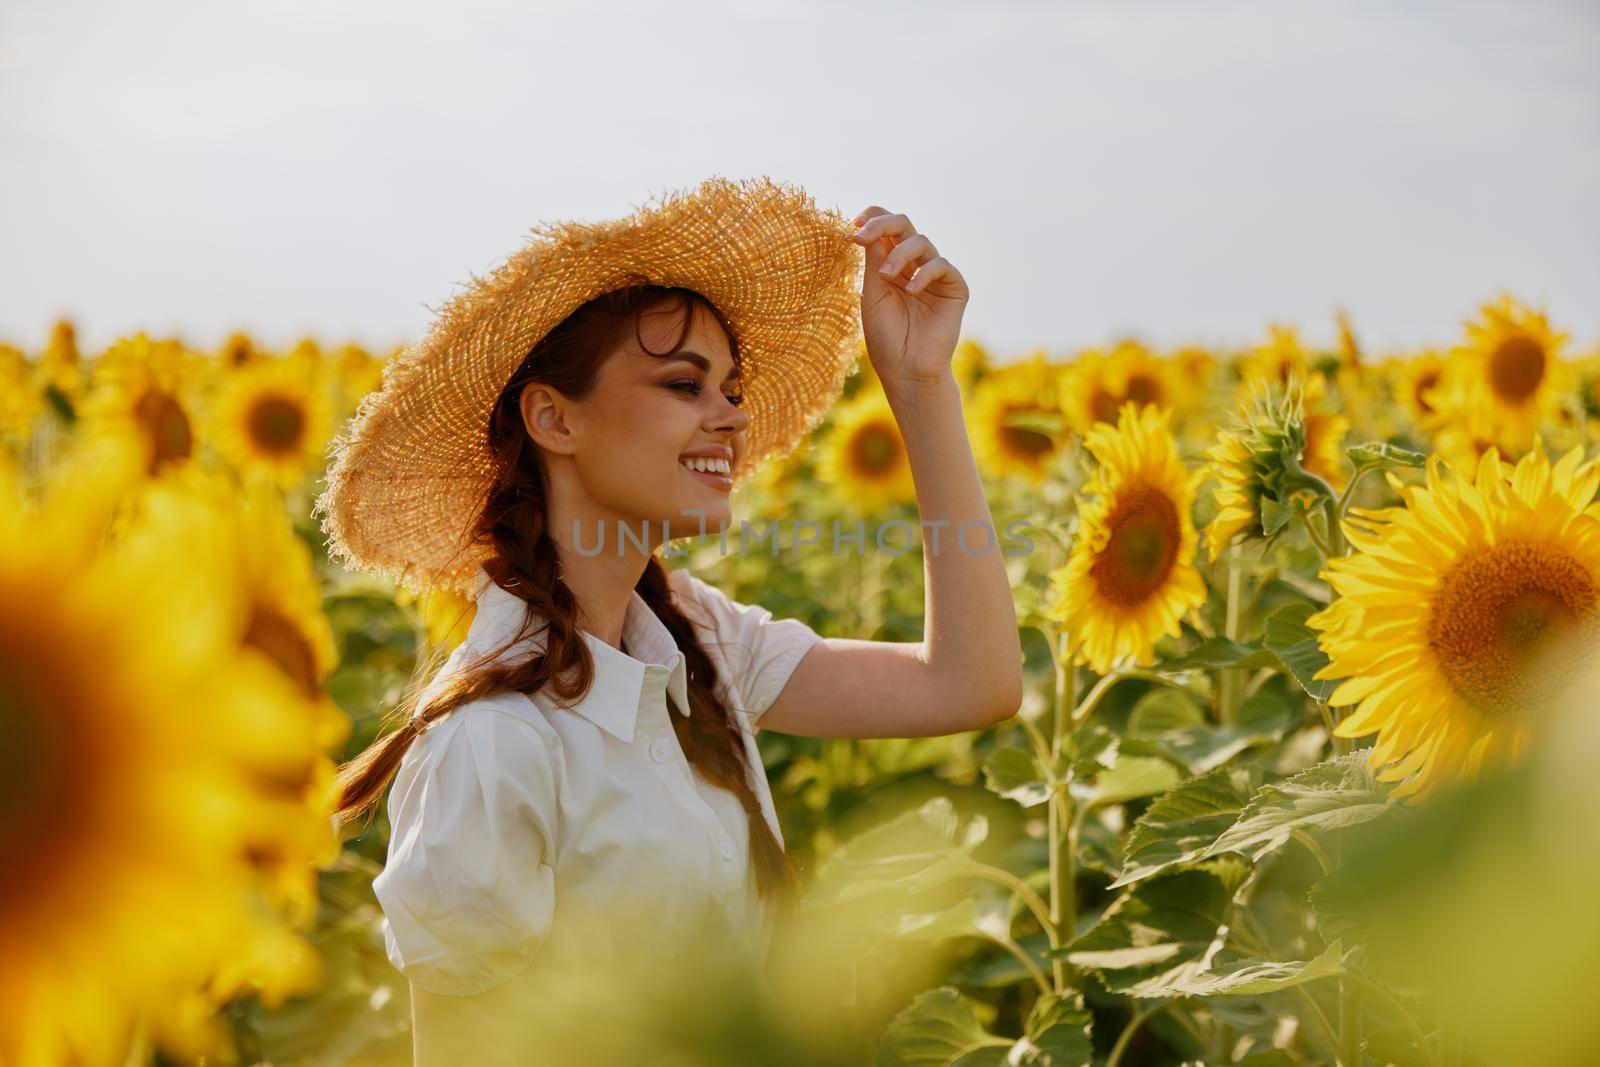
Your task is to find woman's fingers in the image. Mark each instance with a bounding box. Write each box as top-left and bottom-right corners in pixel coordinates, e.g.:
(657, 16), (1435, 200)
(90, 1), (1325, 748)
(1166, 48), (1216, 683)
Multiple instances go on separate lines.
(879, 233), (937, 280)
(852, 211), (915, 244)
(906, 256), (955, 294)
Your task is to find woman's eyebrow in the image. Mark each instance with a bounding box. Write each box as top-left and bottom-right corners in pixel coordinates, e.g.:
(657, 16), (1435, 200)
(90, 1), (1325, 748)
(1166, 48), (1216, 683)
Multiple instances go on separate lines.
(663, 351), (741, 382)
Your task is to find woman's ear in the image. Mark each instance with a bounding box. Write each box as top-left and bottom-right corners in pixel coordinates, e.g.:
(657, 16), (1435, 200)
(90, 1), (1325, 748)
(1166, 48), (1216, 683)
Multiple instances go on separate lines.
(519, 382), (576, 455)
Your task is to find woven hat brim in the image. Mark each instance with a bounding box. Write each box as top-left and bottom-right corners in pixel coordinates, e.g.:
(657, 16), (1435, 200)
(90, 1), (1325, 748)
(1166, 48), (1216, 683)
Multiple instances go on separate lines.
(313, 175), (864, 595)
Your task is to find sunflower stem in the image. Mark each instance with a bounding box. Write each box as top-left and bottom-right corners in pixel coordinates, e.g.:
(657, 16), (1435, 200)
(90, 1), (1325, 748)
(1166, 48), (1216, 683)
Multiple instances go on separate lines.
(1221, 541), (1243, 723)
(1047, 626), (1078, 992)
(969, 862), (1059, 953)
(1339, 978), (1362, 1067)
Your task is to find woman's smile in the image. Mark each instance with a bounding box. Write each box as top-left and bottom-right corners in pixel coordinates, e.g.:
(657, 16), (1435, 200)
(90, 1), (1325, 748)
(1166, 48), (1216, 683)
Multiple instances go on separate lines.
(679, 453), (733, 491)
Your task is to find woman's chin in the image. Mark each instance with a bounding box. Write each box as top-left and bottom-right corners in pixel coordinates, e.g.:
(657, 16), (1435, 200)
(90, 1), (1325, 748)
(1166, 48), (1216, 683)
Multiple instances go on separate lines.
(666, 503), (733, 541)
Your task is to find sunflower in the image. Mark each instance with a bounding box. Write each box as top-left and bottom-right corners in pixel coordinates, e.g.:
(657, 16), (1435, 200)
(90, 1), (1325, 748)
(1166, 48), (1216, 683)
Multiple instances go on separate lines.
(969, 352), (1071, 484)
(1202, 381), (1325, 560)
(1308, 444), (1600, 799)
(1062, 339), (1177, 428)
(1046, 403), (1207, 674)
(208, 355), (335, 489)
(76, 334), (203, 478)
(816, 388), (916, 512)
(1447, 292), (1571, 451)
(0, 449), (323, 1066)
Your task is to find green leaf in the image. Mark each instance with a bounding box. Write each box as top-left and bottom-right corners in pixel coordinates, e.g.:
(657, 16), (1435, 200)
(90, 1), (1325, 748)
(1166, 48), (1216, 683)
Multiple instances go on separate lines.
(982, 745), (1051, 808)
(1262, 601), (1337, 703)
(1015, 992), (1093, 1066)
(1259, 494), (1291, 536)
(873, 987), (1012, 1067)
(1126, 690), (1298, 776)
(1126, 687), (1206, 734)
(1203, 753), (1394, 865)
(1051, 869), (1237, 997)
(1112, 765), (1263, 887)
(1142, 941), (1346, 997)
(1363, 1027), (1432, 1067)
(1156, 637), (1279, 673)
(810, 796), (988, 907)
(1073, 755), (1181, 809)
(1346, 441), (1427, 472)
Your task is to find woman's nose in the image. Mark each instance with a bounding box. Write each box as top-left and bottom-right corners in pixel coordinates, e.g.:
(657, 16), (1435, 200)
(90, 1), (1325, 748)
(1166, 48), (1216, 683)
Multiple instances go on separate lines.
(712, 396), (750, 432)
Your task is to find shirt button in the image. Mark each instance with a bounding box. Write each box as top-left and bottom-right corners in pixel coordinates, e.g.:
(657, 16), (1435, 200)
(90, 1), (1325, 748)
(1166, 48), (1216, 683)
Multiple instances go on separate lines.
(649, 739), (670, 763)
(719, 840), (735, 860)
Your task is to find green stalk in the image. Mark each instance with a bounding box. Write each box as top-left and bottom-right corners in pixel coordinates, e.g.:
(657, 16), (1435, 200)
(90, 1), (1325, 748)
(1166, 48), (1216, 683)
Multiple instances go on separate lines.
(969, 863), (1058, 953)
(1339, 979), (1362, 1067)
(1048, 626), (1078, 992)
(1220, 541), (1243, 723)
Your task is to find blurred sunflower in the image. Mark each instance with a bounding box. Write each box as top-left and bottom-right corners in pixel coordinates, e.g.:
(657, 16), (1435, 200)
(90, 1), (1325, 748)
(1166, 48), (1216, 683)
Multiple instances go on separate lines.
(1389, 347), (1449, 429)
(1427, 379), (1512, 474)
(396, 581), (478, 649)
(1238, 323), (1312, 392)
(1447, 292), (1571, 450)
(330, 341), (387, 418)
(0, 343), (43, 446)
(1299, 375), (1351, 491)
(1062, 339), (1176, 428)
(950, 337), (990, 395)
(733, 438), (810, 523)
(1334, 306), (1362, 367)
(209, 355), (334, 489)
(218, 330), (261, 368)
(37, 317), (86, 404)
(123, 472), (346, 1001)
(77, 334), (202, 478)
(0, 450), (321, 1066)
(1309, 444), (1600, 798)
(816, 388), (916, 513)
(1046, 403), (1207, 674)
(969, 352), (1070, 484)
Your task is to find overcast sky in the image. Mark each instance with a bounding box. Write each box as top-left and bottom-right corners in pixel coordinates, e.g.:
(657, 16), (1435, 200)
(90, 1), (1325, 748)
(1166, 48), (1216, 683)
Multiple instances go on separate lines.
(2, 0), (1596, 362)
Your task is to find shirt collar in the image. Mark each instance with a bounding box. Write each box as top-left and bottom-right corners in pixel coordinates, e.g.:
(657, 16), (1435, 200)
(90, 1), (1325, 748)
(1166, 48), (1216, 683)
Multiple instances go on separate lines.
(460, 565), (691, 745)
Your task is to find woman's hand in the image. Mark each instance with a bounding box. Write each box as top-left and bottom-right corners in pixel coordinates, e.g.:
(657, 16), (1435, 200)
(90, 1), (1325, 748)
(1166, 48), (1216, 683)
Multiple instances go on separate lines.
(849, 206), (970, 393)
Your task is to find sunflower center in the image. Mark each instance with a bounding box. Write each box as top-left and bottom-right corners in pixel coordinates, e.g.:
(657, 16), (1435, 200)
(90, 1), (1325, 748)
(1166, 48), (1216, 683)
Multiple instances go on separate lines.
(850, 424), (902, 475)
(0, 611), (119, 914)
(1413, 370), (1440, 414)
(1487, 334), (1546, 404)
(1089, 484), (1181, 608)
(1000, 403), (1056, 457)
(1089, 388), (1121, 425)
(1125, 374), (1163, 407)
(247, 395), (308, 456)
(134, 388), (194, 471)
(1428, 540), (1600, 715)
(243, 606), (321, 699)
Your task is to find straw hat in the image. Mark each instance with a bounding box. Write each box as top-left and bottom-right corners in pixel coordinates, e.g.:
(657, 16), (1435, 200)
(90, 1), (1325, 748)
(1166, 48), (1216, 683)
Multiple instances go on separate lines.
(313, 175), (865, 595)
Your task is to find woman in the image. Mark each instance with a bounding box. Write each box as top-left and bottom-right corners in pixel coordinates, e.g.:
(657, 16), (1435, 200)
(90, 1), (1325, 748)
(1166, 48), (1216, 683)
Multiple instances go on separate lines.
(318, 177), (1022, 1062)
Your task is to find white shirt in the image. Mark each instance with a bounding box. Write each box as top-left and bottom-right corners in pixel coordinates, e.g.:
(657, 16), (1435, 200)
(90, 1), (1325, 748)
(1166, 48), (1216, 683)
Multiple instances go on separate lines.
(372, 563), (825, 998)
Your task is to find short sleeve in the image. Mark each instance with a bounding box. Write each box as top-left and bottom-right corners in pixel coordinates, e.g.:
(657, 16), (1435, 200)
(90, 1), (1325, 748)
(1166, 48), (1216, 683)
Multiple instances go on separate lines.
(371, 696), (561, 997)
(668, 569), (825, 730)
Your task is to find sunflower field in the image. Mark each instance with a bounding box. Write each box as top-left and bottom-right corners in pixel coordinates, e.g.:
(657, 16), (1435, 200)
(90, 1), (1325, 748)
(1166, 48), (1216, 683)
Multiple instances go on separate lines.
(4, 293), (1599, 1067)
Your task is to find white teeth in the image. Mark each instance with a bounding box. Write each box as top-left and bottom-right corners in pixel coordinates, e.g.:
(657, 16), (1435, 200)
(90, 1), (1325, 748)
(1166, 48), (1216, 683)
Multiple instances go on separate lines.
(681, 457), (730, 475)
